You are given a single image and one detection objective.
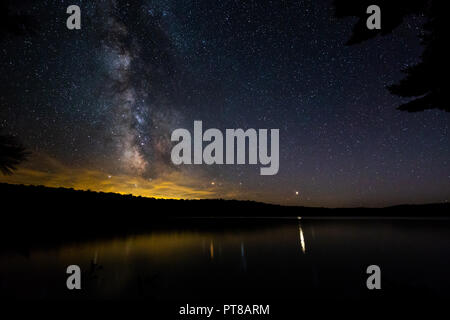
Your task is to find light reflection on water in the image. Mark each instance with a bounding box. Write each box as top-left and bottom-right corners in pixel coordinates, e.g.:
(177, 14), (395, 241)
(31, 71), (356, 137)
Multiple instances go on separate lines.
(1, 218), (450, 300)
(299, 224), (306, 254)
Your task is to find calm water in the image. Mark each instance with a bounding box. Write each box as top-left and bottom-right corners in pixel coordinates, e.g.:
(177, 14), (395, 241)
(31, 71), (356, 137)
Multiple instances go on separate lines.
(1, 218), (450, 301)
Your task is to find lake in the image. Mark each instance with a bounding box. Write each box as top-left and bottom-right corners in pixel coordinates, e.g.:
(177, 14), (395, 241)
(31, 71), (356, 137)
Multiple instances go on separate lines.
(1, 218), (450, 302)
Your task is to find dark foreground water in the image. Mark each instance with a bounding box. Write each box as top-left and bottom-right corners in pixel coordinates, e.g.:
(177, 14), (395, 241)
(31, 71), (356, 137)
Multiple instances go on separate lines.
(1, 218), (450, 301)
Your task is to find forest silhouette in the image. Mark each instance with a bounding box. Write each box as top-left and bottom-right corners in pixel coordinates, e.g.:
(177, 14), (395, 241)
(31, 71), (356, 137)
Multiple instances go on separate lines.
(0, 182), (448, 253)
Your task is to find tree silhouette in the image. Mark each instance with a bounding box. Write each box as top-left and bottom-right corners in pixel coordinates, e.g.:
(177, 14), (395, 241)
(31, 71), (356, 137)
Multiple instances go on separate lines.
(333, 0), (447, 112)
(0, 135), (29, 175)
(0, 1), (35, 174)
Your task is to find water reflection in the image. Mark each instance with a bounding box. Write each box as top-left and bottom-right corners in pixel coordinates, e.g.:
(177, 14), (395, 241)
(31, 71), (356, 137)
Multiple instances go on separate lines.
(298, 223), (306, 254)
(209, 241), (214, 260)
(241, 242), (247, 272)
(1, 219), (450, 300)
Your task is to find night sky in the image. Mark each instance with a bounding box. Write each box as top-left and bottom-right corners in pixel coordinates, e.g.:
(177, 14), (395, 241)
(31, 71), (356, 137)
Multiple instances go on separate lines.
(0, 0), (449, 207)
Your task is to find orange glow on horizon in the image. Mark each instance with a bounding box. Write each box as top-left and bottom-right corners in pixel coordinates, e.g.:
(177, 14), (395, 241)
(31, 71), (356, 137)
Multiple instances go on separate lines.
(0, 153), (224, 200)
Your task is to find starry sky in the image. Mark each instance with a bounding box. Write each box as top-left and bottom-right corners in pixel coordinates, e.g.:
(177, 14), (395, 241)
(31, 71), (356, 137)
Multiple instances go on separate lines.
(0, 0), (449, 207)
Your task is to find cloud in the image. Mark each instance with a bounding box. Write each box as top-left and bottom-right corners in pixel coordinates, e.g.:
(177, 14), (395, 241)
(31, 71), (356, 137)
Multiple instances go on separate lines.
(0, 153), (233, 199)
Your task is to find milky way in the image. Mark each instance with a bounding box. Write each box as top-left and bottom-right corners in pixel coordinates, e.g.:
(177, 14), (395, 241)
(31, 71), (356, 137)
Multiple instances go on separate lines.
(97, 0), (182, 178)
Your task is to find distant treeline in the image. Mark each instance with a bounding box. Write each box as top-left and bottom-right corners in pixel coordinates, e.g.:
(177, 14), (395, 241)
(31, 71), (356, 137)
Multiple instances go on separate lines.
(1, 182), (449, 219)
(0, 183), (448, 251)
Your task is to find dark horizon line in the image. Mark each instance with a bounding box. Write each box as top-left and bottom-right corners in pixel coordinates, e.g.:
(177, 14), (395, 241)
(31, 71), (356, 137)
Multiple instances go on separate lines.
(1, 182), (448, 211)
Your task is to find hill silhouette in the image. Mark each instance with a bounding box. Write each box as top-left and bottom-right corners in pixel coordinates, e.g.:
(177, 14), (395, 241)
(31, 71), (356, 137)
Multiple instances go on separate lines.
(0, 182), (448, 251)
(1, 182), (448, 218)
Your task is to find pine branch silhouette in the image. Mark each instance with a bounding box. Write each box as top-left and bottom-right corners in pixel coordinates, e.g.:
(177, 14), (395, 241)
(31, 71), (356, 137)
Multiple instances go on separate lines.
(0, 135), (29, 175)
(333, 0), (447, 112)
